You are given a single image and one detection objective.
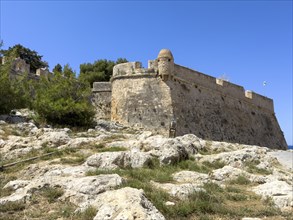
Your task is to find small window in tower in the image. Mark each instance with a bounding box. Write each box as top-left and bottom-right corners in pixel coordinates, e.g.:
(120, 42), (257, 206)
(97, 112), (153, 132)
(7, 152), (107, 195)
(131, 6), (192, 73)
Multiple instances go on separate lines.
(168, 59), (171, 62)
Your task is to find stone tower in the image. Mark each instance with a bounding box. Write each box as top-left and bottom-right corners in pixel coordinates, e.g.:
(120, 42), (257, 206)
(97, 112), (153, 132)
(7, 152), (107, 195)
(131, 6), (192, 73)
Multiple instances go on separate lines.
(157, 49), (174, 81)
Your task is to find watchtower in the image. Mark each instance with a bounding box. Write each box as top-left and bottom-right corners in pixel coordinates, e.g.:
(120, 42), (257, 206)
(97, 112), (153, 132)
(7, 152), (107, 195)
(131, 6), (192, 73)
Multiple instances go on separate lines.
(157, 49), (174, 81)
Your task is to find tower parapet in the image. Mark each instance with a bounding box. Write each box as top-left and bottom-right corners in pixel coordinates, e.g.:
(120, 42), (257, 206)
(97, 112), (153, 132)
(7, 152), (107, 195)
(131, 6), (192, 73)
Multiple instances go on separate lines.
(157, 49), (174, 81)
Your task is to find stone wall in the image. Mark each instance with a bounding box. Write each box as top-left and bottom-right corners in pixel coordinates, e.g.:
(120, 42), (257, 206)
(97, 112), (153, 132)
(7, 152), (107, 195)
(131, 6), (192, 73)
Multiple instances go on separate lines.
(92, 82), (112, 120)
(111, 74), (173, 136)
(167, 78), (286, 149)
(93, 49), (287, 149)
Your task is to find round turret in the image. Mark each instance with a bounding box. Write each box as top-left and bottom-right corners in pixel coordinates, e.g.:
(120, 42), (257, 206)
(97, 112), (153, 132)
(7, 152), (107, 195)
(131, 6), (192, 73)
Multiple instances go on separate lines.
(157, 49), (174, 81)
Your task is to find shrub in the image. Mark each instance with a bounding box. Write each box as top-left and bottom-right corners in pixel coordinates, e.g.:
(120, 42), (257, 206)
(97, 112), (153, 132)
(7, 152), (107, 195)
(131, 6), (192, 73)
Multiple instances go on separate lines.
(0, 63), (32, 114)
(32, 73), (95, 127)
(229, 175), (251, 185)
(0, 201), (26, 212)
(40, 187), (64, 203)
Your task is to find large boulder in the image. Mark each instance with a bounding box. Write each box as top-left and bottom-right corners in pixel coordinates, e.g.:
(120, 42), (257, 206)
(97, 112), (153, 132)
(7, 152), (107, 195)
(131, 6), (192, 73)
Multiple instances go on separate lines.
(151, 181), (204, 200)
(172, 170), (209, 184)
(149, 138), (189, 165)
(86, 151), (152, 169)
(87, 187), (166, 220)
(37, 129), (71, 147)
(252, 180), (293, 210)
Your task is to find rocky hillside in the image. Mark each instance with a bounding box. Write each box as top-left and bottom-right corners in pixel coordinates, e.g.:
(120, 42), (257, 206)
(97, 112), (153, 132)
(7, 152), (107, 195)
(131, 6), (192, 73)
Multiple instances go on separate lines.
(0, 114), (292, 220)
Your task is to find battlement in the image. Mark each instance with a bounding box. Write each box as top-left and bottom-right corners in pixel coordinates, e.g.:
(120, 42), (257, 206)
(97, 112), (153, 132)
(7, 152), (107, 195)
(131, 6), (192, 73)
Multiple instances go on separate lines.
(92, 82), (112, 92)
(112, 62), (156, 78)
(112, 59), (274, 112)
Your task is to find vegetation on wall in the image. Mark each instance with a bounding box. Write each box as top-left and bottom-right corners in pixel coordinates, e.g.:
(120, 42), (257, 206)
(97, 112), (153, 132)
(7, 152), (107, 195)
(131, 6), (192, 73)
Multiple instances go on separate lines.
(0, 44), (48, 73)
(0, 42), (32, 114)
(0, 43), (95, 127)
(33, 73), (95, 127)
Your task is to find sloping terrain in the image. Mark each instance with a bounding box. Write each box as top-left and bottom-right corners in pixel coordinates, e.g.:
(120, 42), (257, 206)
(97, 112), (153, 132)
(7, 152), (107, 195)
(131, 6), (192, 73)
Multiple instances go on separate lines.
(0, 118), (292, 220)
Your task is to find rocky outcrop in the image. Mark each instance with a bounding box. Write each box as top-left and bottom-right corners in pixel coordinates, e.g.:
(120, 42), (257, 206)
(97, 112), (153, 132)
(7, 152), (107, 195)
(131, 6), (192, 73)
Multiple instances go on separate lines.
(86, 150), (152, 169)
(252, 180), (293, 210)
(0, 119), (292, 219)
(89, 187), (165, 220)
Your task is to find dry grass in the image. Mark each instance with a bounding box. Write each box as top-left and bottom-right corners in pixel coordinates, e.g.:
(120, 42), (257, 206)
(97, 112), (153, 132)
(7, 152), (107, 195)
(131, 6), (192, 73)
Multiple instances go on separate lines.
(0, 186), (96, 220)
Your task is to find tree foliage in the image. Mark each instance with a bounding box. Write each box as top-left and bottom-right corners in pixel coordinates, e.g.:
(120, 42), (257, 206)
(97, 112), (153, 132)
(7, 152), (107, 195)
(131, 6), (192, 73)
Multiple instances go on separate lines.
(0, 42), (32, 114)
(32, 72), (95, 127)
(0, 43), (94, 126)
(52, 63), (62, 74)
(1, 44), (48, 72)
(79, 58), (128, 87)
(0, 62), (32, 114)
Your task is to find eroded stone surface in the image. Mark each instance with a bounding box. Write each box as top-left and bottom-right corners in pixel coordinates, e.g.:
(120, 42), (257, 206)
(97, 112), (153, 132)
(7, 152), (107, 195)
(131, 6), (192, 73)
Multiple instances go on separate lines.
(89, 187), (166, 220)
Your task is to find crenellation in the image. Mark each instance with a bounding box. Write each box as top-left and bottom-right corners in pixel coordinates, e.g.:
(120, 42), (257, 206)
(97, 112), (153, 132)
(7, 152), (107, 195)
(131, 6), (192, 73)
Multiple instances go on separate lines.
(94, 49), (287, 149)
(247, 91), (274, 112)
(218, 80), (245, 102)
(92, 82), (112, 92)
(113, 62), (142, 77)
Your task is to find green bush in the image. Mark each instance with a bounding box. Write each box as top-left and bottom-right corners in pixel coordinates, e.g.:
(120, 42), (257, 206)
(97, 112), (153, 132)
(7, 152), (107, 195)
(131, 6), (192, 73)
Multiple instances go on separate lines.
(0, 63), (32, 114)
(32, 73), (95, 127)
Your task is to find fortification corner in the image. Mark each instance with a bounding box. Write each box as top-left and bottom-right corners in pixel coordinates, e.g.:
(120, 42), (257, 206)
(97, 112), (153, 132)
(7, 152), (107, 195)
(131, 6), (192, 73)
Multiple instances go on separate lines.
(93, 49), (287, 149)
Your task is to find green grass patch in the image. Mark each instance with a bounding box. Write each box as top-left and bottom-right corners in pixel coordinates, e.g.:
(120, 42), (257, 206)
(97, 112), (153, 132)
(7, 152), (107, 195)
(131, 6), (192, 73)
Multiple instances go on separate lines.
(202, 160), (226, 170)
(243, 160), (272, 175)
(96, 146), (128, 153)
(229, 175), (251, 185)
(39, 186), (64, 203)
(74, 206), (97, 220)
(60, 155), (86, 165)
(102, 134), (125, 142)
(0, 201), (26, 212)
(0, 174), (17, 197)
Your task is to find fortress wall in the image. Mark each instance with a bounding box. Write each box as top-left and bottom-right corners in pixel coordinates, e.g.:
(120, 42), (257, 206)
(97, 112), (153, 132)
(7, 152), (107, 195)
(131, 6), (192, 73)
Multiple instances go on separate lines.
(216, 80), (246, 101)
(167, 79), (287, 149)
(92, 82), (112, 120)
(245, 91), (274, 111)
(111, 74), (173, 135)
(174, 64), (216, 89)
(174, 64), (274, 112)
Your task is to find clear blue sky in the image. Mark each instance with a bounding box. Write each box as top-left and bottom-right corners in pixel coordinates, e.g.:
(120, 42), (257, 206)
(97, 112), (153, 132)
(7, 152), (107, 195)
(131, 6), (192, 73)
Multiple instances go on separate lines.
(1, 0), (292, 145)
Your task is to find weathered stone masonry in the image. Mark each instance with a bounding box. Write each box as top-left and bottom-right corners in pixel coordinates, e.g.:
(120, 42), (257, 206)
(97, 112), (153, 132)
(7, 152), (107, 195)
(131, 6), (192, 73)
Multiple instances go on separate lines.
(93, 49), (287, 150)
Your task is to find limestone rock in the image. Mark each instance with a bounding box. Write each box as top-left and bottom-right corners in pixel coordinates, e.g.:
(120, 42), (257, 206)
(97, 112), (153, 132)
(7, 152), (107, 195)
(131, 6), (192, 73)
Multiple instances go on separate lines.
(95, 119), (125, 132)
(60, 174), (123, 206)
(252, 180), (293, 209)
(176, 134), (203, 153)
(150, 138), (189, 165)
(38, 130), (71, 146)
(199, 146), (269, 168)
(172, 171), (209, 184)
(4, 180), (31, 190)
(64, 137), (98, 149)
(86, 151), (152, 169)
(151, 181), (204, 199)
(88, 187), (165, 220)
(0, 139), (5, 148)
(141, 135), (168, 151)
(15, 122), (38, 136)
(0, 172), (122, 209)
(211, 165), (247, 181)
